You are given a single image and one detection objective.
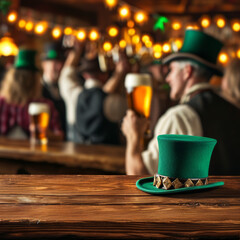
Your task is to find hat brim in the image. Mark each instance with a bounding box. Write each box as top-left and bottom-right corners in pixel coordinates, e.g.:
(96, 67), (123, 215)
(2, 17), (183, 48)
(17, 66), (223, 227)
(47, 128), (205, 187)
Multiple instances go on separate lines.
(136, 177), (224, 195)
(162, 53), (223, 76)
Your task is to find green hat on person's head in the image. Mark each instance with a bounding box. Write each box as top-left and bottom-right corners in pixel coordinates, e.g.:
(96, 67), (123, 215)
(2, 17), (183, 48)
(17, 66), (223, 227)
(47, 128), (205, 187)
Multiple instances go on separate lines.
(14, 49), (38, 71)
(41, 41), (65, 61)
(136, 134), (224, 195)
(162, 30), (224, 76)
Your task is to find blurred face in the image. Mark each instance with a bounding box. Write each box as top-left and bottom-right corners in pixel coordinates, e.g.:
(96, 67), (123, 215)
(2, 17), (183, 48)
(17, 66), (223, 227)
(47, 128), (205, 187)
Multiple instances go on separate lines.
(165, 61), (186, 101)
(42, 60), (63, 84)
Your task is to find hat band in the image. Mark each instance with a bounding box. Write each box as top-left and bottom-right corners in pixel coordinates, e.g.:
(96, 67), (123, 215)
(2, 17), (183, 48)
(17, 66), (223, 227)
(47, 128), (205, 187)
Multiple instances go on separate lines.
(153, 174), (209, 190)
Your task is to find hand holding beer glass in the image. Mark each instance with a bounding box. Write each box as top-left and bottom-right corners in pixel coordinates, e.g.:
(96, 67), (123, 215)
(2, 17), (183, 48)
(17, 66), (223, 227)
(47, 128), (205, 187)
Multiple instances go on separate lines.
(124, 73), (153, 138)
(28, 103), (50, 145)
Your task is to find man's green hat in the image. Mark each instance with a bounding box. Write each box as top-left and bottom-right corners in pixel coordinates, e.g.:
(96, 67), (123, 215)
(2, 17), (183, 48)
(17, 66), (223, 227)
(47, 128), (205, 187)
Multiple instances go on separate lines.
(136, 134), (224, 194)
(14, 49), (38, 71)
(162, 30), (223, 76)
(41, 41), (65, 61)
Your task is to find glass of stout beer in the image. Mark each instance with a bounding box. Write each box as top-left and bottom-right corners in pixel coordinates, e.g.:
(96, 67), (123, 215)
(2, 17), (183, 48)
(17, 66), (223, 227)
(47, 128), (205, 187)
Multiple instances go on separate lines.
(124, 73), (153, 137)
(28, 102), (50, 145)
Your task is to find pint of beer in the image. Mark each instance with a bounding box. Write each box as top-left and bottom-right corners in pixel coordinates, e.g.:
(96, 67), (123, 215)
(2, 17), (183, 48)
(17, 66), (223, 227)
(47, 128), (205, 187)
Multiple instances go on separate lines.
(28, 103), (50, 144)
(124, 73), (152, 118)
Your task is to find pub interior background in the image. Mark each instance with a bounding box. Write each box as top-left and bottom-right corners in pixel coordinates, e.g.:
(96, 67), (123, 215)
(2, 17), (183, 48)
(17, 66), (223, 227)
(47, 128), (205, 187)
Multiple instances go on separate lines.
(0, 0), (240, 174)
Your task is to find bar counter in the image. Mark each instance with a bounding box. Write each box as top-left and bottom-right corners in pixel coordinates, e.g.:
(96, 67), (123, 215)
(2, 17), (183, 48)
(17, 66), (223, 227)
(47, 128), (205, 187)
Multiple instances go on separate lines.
(0, 175), (239, 239)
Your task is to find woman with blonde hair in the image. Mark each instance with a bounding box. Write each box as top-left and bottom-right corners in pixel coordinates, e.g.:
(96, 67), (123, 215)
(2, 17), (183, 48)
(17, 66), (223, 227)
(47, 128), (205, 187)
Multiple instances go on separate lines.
(0, 49), (63, 140)
(221, 58), (240, 108)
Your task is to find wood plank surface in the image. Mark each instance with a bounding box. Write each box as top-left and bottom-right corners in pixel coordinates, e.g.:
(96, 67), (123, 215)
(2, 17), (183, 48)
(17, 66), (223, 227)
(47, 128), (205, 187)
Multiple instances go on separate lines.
(0, 175), (239, 239)
(0, 138), (125, 174)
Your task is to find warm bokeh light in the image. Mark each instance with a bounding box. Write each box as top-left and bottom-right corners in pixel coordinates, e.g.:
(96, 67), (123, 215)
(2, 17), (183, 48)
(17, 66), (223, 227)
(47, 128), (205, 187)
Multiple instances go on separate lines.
(142, 34), (150, 43)
(52, 27), (62, 39)
(108, 26), (118, 37)
(104, 0), (118, 8)
(89, 30), (99, 41)
(218, 53), (229, 64)
(25, 21), (34, 32)
(154, 52), (162, 59)
(134, 11), (147, 23)
(172, 21), (182, 30)
(216, 17), (226, 28)
(132, 35), (140, 45)
(0, 37), (18, 56)
(174, 38), (183, 50)
(64, 27), (73, 35)
(236, 49), (240, 58)
(76, 29), (86, 41)
(119, 6), (130, 19)
(103, 41), (112, 52)
(200, 16), (211, 28)
(145, 40), (152, 48)
(128, 28), (135, 36)
(34, 22), (48, 35)
(127, 20), (134, 28)
(186, 24), (199, 30)
(7, 11), (17, 23)
(119, 39), (127, 48)
(18, 19), (26, 29)
(153, 44), (162, 52)
(162, 43), (171, 53)
(232, 21), (240, 32)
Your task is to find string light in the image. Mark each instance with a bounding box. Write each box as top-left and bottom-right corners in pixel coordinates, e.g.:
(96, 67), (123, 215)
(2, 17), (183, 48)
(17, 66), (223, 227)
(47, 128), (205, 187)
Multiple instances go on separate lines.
(153, 43), (162, 52)
(153, 52), (162, 59)
(162, 43), (171, 53)
(231, 20), (240, 32)
(142, 34), (150, 43)
(103, 41), (112, 52)
(108, 26), (118, 37)
(64, 27), (73, 35)
(127, 20), (134, 28)
(134, 11), (147, 24)
(216, 16), (226, 28)
(52, 27), (62, 39)
(34, 21), (48, 35)
(218, 52), (229, 64)
(172, 21), (182, 30)
(89, 29), (99, 41)
(237, 49), (240, 58)
(118, 5), (130, 19)
(119, 39), (127, 48)
(145, 40), (152, 48)
(200, 16), (211, 28)
(18, 19), (26, 29)
(104, 0), (118, 9)
(0, 37), (18, 56)
(25, 21), (34, 32)
(76, 29), (86, 41)
(7, 11), (18, 23)
(128, 28), (135, 36)
(132, 35), (140, 45)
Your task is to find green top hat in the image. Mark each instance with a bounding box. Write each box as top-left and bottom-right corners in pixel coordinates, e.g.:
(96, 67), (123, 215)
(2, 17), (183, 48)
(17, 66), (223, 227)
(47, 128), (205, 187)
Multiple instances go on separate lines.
(136, 134), (224, 195)
(162, 30), (223, 76)
(14, 49), (38, 71)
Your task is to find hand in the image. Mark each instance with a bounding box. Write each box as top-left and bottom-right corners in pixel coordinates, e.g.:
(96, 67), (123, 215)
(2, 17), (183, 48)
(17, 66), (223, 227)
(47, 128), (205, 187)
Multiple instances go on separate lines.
(121, 110), (149, 142)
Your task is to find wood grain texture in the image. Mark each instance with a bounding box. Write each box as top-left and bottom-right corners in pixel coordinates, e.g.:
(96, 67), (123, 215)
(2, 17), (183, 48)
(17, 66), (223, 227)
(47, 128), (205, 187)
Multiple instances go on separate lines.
(0, 175), (239, 239)
(0, 138), (125, 174)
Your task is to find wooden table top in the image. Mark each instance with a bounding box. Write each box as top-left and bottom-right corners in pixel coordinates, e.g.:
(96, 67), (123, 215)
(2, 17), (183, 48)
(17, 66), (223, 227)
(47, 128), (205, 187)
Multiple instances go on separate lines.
(0, 175), (239, 239)
(0, 138), (125, 174)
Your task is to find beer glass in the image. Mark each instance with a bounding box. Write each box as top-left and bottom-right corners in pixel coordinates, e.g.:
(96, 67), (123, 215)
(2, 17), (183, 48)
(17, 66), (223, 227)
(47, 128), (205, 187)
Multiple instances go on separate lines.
(28, 103), (50, 145)
(124, 73), (152, 136)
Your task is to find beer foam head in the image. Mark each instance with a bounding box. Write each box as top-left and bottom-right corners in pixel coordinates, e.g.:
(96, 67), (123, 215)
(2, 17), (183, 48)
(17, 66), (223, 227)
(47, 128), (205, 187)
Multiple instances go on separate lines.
(28, 102), (50, 115)
(125, 73), (152, 89)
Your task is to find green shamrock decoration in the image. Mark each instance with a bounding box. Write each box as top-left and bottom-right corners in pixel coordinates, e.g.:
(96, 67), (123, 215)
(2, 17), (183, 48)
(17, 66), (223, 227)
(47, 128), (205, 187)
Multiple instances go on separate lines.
(153, 16), (169, 32)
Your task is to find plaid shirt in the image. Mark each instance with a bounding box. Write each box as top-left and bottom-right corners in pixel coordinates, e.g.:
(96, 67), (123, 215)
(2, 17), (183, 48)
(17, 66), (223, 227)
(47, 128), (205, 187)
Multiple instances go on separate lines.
(0, 97), (62, 136)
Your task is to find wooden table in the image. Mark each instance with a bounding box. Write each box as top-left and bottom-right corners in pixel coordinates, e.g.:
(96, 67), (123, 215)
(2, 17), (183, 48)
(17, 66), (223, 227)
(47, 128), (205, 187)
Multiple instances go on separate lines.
(0, 138), (125, 174)
(0, 175), (239, 239)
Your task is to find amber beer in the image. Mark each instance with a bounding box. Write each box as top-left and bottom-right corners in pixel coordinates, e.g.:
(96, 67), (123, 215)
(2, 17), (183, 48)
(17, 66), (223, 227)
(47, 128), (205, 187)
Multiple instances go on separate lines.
(28, 103), (50, 144)
(124, 73), (152, 118)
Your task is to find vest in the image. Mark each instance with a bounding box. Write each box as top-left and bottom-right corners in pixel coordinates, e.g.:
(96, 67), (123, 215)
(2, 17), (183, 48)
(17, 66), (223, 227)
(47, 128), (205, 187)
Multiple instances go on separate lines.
(75, 88), (120, 145)
(186, 90), (240, 175)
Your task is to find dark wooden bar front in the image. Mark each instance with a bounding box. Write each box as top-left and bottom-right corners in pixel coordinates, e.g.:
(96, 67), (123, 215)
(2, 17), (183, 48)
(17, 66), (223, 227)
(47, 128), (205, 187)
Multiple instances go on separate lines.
(0, 138), (125, 174)
(0, 175), (239, 239)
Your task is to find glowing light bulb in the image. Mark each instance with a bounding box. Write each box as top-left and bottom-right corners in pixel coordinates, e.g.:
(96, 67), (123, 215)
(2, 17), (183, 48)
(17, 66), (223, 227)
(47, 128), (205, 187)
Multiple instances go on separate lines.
(34, 22), (48, 35)
(174, 39), (183, 50)
(52, 27), (62, 39)
(127, 20), (134, 28)
(7, 11), (17, 23)
(64, 27), (73, 35)
(218, 53), (228, 64)
(76, 30), (86, 41)
(132, 35), (140, 45)
(25, 21), (34, 32)
(0, 37), (18, 56)
(119, 6), (130, 19)
(145, 40), (152, 48)
(237, 49), (240, 58)
(154, 52), (162, 59)
(18, 19), (26, 29)
(108, 26), (118, 37)
(172, 22), (181, 30)
(162, 43), (171, 53)
(103, 41), (112, 52)
(232, 21), (240, 32)
(119, 39), (126, 48)
(216, 18), (225, 28)
(142, 34), (150, 43)
(128, 28), (135, 36)
(104, 0), (118, 9)
(134, 12), (147, 23)
(201, 16), (211, 28)
(89, 30), (99, 41)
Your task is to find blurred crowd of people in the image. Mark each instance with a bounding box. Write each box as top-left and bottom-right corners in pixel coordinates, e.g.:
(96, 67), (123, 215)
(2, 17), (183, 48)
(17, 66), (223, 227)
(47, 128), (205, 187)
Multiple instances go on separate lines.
(0, 29), (239, 175)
